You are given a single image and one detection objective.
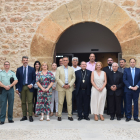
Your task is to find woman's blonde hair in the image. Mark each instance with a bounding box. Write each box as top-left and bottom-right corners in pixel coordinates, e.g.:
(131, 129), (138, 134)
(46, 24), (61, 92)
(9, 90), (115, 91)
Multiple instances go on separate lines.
(41, 62), (49, 71)
(95, 61), (103, 70)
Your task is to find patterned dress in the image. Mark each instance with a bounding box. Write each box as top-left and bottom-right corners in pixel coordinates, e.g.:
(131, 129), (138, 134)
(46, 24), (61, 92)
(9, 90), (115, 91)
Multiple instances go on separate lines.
(35, 71), (55, 115)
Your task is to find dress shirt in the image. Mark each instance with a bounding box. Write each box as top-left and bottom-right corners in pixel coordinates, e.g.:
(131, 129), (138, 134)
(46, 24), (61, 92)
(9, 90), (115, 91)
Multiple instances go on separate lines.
(23, 65), (28, 84)
(64, 66), (68, 84)
(0, 70), (17, 86)
(108, 66), (112, 71)
(80, 69), (87, 89)
(130, 67), (135, 75)
(129, 67), (139, 89)
(72, 66), (81, 72)
(86, 61), (96, 71)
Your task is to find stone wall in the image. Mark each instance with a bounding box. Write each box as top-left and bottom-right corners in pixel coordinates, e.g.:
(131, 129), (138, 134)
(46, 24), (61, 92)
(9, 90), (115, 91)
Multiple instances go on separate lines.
(1, 0), (140, 117)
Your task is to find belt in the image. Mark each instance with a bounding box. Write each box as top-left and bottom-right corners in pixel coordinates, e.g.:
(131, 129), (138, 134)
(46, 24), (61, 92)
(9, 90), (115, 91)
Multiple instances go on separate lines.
(81, 88), (86, 90)
(23, 84), (28, 86)
(65, 83), (68, 85)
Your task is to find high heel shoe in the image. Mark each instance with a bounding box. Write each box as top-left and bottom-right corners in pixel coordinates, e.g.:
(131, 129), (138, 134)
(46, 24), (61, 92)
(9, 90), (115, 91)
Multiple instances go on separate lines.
(50, 112), (54, 117)
(46, 115), (50, 121)
(100, 115), (104, 121)
(40, 115), (44, 121)
(94, 115), (98, 121)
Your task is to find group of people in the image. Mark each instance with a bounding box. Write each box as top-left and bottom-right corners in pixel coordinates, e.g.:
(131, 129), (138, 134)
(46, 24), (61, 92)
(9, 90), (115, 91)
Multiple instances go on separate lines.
(0, 53), (140, 125)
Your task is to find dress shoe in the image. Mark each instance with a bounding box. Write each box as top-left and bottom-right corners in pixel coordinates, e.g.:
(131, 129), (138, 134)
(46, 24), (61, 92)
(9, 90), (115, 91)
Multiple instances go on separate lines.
(58, 117), (62, 121)
(126, 118), (131, 122)
(78, 117), (82, 121)
(8, 120), (14, 123)
(29, 116), (34, 122)
(134, 118), (140, 122)
(110, 116), (114, 120)
(100, 115), (104, 121)
(84, 117), (90, 121)
(68, 117), (73, 121)
(0, 122), (4, 125)
(117, 117), (121, 121)
(20, 116), (27, 121)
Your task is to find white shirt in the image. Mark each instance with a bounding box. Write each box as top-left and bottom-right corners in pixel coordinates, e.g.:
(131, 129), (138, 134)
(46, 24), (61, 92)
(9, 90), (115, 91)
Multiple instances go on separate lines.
(72, 66), (81, 72)
(108, 66), (112, 71)
(23, 65), (28, 84)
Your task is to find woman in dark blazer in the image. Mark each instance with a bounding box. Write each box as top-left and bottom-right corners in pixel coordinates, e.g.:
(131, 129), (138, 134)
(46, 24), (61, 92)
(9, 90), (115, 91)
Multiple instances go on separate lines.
(33, 61), (41, 117)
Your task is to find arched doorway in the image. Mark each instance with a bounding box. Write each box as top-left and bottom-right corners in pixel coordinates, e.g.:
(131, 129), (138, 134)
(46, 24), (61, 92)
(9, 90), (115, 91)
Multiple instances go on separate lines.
(30, 0), (140, 68)
(55, 22), (121, 66)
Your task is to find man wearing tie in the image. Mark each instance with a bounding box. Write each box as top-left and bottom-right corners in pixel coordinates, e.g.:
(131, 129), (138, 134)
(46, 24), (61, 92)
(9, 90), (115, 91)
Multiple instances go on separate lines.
(103, 57), (114, 115)
(123, 58), (140, 122)
(16, 56), (36, 122)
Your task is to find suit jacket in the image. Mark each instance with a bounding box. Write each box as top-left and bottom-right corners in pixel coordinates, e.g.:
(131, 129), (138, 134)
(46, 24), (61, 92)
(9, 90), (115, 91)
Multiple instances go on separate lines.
(55, 66), (75, 91)
(103, 66), (111, 76)
(75, 69), (92, 96)
(106, 71), (123, 96)
(123, 67), (140, 93)
(16, 66), (36, 92)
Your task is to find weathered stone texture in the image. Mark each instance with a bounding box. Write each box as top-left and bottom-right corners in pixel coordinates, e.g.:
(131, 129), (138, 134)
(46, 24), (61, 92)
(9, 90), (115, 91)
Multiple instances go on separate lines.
(1, 0), (140, 118)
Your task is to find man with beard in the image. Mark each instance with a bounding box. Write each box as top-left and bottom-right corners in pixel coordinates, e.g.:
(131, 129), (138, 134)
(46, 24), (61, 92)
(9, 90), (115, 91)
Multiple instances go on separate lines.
(86, 53), (96, 72)
(103, 58), (114, 115)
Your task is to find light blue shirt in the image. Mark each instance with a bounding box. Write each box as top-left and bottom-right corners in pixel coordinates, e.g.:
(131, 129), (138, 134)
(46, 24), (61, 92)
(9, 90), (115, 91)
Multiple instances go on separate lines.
(64, 66), (68, 84)
(130, 67), (135, 75)
(23, 65), (28, 84)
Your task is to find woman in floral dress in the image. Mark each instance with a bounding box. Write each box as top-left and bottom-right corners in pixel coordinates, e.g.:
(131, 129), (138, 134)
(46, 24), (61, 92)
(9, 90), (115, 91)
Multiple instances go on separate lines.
(35, 62), (55, 121)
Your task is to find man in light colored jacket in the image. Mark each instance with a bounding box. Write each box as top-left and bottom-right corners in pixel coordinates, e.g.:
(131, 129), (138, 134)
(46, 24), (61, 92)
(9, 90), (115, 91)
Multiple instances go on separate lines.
(56, 57), (75, 121)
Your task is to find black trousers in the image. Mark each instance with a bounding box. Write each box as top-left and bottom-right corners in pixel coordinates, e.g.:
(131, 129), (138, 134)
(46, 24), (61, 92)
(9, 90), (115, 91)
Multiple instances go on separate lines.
(72, 90), (77, 113)
(108, 94), (122, 117)
(77, 89), (90, 118)
(33, 89), (37, 114)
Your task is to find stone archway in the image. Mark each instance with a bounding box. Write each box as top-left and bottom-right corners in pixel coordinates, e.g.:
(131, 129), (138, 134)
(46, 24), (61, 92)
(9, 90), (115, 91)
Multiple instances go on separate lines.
(30, 0), (140, 67)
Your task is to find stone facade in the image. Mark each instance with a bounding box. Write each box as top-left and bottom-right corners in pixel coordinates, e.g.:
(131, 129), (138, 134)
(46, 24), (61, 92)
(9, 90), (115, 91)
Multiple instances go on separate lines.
(1, 0), (140, 117)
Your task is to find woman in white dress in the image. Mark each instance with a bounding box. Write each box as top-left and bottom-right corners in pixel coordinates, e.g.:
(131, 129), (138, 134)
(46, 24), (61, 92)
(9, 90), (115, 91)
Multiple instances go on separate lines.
(91, 62), (107, 121)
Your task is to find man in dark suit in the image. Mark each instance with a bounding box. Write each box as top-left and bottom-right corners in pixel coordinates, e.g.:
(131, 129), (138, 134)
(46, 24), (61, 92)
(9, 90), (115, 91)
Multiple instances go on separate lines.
(16, 56), (36, 122)
(118, 59), (126, 118)
(103, 57), (114, 115)
(75, 61), (91, 121)
(123, 58), (140, 122)
(106, 62), (123, 121)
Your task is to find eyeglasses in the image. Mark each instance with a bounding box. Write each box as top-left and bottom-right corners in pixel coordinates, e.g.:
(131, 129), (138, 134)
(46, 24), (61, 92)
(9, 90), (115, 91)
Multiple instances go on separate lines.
(4, 64), (10, 65)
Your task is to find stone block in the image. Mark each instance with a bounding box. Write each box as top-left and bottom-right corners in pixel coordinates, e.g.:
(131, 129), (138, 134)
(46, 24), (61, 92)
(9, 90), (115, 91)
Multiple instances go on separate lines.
(66, 0), (83, 24)
(115, 19), (140, 43)
(121, 36), (140, 55)
(89, 0), (102, 22)
(30, 35), (55, 57)
(97, 1), (117, 25)
(122, 1), (135, 6)
(105, 6), (131, 33)
(81, 0), (92, 21)
(49, 4), (73, 30)
(36, 17), (63, 43)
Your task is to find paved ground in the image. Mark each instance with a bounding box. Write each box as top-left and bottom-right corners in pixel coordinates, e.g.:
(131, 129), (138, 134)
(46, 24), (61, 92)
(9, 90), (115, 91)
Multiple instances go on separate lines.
(0, 114), (140, 140)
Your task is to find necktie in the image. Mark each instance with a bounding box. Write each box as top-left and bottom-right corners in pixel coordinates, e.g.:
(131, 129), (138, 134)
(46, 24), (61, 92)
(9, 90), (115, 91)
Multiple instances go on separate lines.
(132, 68), (135, 86)
(109, 66), (111, 71)
(23, 67), (26, 85)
